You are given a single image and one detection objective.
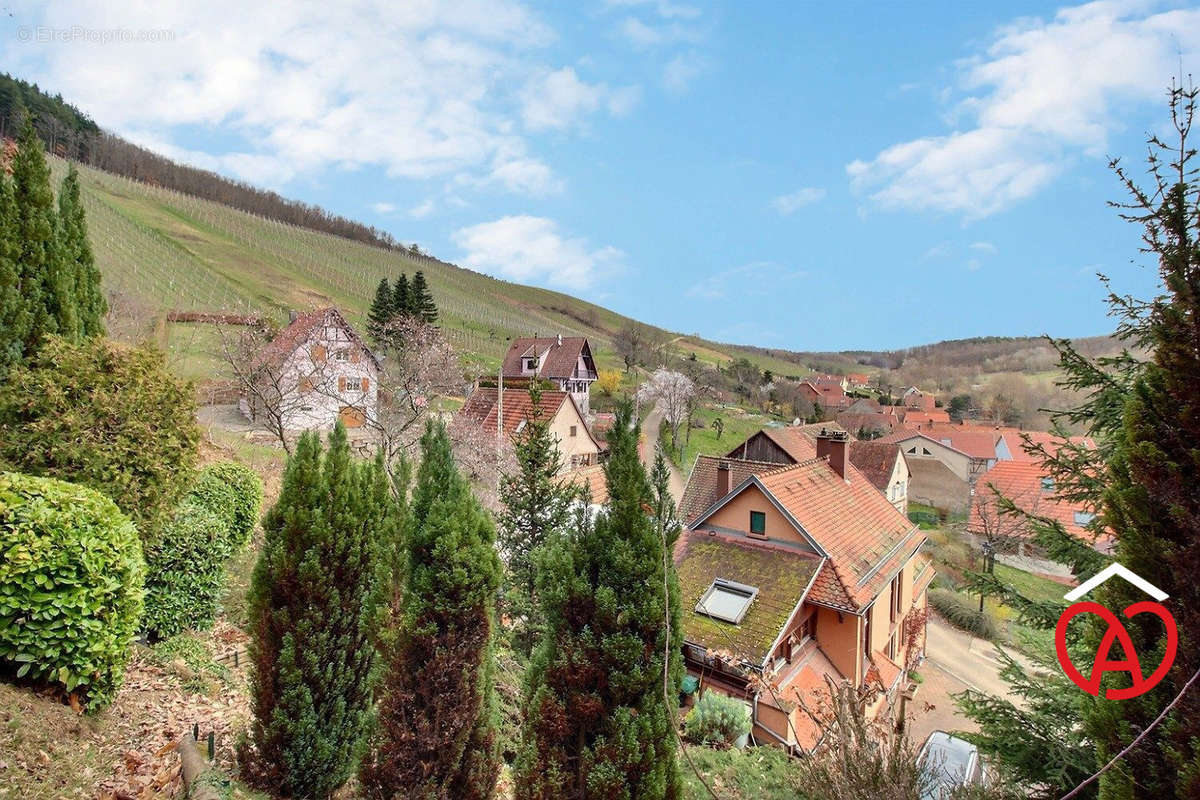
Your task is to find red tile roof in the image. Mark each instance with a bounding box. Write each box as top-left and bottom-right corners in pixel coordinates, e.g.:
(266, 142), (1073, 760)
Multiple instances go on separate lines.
(457, 386), (569, 437)
(880, 427), (999, 461)
(848, 441), (902, 493)
(1002, 430), (1097, 463)
(501, 336), (596, 380)
(679, 455), (784, 525)
(558, 464), (608, 505)
(252, 307), (377, 371)
(971, 460), (1111, 551)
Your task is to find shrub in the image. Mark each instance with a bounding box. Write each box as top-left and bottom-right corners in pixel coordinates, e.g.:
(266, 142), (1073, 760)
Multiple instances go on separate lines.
(0, 472), (145, 711)
(141, 501), (229, 640)
(0, 336), (200, 531)
(684, 690), (752, 747)
(197, 462), (262, 549)
(928, 588), (998, 639)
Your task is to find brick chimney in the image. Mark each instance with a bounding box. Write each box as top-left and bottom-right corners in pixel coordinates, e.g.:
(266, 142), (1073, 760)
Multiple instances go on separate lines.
(289, 309), (299, 324)
(716, 460), (732, 497)
(816, 428), (850, 481)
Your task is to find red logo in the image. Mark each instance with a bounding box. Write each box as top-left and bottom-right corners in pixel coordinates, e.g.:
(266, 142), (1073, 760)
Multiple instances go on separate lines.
(1055, 564), (1178, 700)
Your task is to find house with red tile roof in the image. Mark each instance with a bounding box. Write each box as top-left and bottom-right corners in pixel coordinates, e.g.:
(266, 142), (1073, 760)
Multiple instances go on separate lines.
(675, 430), (932, 754)
(456, 385), (602, 471)
(846, 373), (870, 387)
(849, 440), (910, 515)
(501, 335), (598, 413)
(902, 387), (936, 412)
(971, 460), (1113, 554)
(239, 307), (380, 432)
(797, 376), (850, 411)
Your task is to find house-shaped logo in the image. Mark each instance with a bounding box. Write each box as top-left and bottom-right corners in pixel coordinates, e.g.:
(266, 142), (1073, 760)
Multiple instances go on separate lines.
(1063, 563), (1169, 603)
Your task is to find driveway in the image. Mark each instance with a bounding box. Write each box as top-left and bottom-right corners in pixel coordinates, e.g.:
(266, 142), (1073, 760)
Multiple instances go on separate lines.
(639, 403), (686, 503)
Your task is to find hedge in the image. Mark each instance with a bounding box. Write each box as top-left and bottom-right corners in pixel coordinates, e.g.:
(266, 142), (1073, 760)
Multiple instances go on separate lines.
(0, 472), (145, 711)
(189, 461), (262, 551)
(141, 501), (229, 640)
(928, 588), (999, 639)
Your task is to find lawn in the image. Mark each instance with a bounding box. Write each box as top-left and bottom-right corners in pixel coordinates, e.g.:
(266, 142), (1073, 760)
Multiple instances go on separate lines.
(680, 744), (812, 799)
(668, 403), (782, 478)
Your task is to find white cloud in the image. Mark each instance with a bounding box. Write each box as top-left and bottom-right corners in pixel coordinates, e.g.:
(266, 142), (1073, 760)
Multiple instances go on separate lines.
(4, 1), (582, 195)
(662, 52), (706, 93)
(408, 198), (436, 218)
(605, 0), (700, 20)
(970, 241), (997, 253)
(371, 202), (398, 214)
(616, 14), (704, 49)
(452, 215), (624, 289)
(771, 187), (826, 215)
(920, 242), (952, 261)
(967, 258), (982, 272)
(687, 261), (808, 300)
(847, 1), (1200, 218)
(519, 67), (639, 131)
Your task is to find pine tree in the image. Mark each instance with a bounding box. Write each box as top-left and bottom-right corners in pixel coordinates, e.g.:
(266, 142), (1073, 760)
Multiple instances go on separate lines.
(360, 421), (502, 800)
(58, 164), (104, 338)
(10, 113), (66, 353)
(0, 173), (29, 372)
(246, 424), (394, 799)
(514, 401), (682, 800)
(497, 385), (579, 655)
(392, 272), (411, 318)
(409, 270), (438, 324)
(367, 276), (392, 344)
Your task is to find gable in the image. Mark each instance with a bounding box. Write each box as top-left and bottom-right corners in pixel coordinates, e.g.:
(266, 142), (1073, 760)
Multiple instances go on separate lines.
(694, 480), (823, 556)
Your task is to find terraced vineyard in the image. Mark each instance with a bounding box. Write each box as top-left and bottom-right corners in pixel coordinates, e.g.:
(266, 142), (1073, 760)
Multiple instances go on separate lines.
(50, 156), (810, 375)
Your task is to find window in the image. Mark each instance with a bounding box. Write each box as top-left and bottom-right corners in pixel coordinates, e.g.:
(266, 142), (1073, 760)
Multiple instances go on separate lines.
(800, 613), (816, 641)
(887, 630), (898, 661)
(1074, 511), (1096, 526)
(524, 357), (538, 371)
(1041, 477), (1055, 492)
(889, 576), (900, 622)
(333, 349), (349, 362)
(749, 510), (766, 537)
(696, 579), (758, 624)
(570, 425), (578, 437)
(863, 605), (872, 653)
(298, 377), (314, 393)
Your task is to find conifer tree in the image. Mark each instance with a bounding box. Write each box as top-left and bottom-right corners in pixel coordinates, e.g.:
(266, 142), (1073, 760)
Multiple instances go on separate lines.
(497, 385), (579, 655)
(409, 270), (438, 324)
(515, 400), (682, 800)
(392, 272), (411, 318)
(246, 423), (394, 799)
(0, 173), (28, 372)
(58, 164), (104, 337)
(360, 421), (502, 800)
(10, 114), (66, 353)
(368, 276), (392, 344)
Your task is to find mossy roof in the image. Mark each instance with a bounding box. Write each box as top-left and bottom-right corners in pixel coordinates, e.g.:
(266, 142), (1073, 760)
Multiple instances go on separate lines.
(674, 530), (821, 665)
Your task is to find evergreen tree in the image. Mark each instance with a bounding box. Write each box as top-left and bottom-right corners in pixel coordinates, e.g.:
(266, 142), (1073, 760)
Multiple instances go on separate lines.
(246, 423), (394, 799)
(0, 172), (29, 372)
(392, 272), (411, 318)
(10, 113), (66, 353)
(367, 276), (392, 344)
(497, 385), (580, 655)
(514, 400), (682, 800)
(409, 270), (438, 324)
(360, 421), (502, 800)
(58, 164), (104, 338)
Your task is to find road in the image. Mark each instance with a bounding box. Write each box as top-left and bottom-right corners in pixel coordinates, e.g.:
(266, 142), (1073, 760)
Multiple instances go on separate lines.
(638, 403), (686, 503)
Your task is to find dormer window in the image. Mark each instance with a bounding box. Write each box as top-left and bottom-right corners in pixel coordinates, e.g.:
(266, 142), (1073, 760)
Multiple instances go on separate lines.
(1041, 477), (1055, 492)
(1074, 511), (1095, 526)
(749, 510), (766, 537)
(523, 356), (539, 372)
(696, 579), (758, 624)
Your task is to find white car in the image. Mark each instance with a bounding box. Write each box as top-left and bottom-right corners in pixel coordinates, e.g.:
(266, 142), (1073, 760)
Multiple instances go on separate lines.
(919, 731), (987, 798)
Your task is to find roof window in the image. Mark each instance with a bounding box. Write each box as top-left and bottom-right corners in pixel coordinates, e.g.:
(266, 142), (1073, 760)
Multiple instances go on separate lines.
(696, 579), (758, 624)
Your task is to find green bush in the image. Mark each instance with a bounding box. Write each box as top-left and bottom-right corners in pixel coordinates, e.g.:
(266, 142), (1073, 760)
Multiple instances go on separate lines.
(0, 337), (200, 531)
(141, 501), (229, 640)
(0, 472), (145, 711)
(190, 462), (262, 551)
(928, 588), (998, 639)
(684, 690), (752, 747)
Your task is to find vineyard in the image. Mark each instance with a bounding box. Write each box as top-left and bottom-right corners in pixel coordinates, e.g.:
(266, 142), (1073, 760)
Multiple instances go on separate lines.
(49, 155), (811, 376)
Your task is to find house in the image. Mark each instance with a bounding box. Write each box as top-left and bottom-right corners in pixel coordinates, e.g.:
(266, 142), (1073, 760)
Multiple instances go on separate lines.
(501, 336), (598, 414)
(902, 387), (936, 412)
(724, 424), (846, 465)
(675, 430), (933, 753)
(848, 440), (910, 515)
(902, 409), (951, 427)
(995, 429), (1097, 463)
(875, 428), (1000, 513)
(971, 460), (1113, 554)
(240, 307), (380, 431)
(846, 373), (870, 388)
(456, 385), (603, 471)
(798, 375), (850, 410)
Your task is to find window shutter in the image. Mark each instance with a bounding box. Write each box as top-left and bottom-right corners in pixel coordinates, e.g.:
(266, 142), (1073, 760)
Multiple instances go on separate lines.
(338, 376), (346, 391)
(313, 345), (327, 362)
(361, 377), (369, 392)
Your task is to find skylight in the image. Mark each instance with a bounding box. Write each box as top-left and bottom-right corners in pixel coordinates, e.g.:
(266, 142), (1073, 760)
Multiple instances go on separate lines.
(696, 579), (758, 624)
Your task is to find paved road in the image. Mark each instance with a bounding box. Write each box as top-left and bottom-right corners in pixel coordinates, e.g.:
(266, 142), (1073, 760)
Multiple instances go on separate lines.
(639, 403), (686, 503)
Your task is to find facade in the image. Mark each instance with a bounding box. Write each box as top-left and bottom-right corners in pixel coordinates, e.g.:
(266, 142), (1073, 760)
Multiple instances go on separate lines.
(675, 430), (933, 753)
(456, 385), (603, 471)
(501, 336), (598, 414)
(797, 377), (849, 411)
(848, 440), (910, 515)
(971, 460), (1112, 554)
(240, 307), (379, 432)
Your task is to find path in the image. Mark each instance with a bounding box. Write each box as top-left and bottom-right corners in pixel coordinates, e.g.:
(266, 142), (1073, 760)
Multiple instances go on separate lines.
(639, 403), (686, 503)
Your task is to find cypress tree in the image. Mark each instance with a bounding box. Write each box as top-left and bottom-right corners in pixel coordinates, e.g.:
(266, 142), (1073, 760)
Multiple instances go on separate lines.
(360, 421), (502, 800)
(367, 276), (392, 344)
(514, 400), (682, 800)
(409, 270), (438, 324)
(10, 113), (66, 353)
(58, 164), (104, 338)
(497, 385), (579, 655)
(392, 272), (411, 318)
(0, 173), (29, 372)
(246, 423), (394, 799)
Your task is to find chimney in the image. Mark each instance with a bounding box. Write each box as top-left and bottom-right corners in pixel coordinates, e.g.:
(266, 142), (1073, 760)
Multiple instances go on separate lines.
(716, 460), (732, 497)
(289, 310), (299, 324)
(557, 333), (563, 346)
(816, 428), (850, 481)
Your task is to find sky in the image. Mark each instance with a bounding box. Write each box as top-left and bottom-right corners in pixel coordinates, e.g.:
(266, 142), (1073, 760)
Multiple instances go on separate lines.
(3, 0), (1199, 351)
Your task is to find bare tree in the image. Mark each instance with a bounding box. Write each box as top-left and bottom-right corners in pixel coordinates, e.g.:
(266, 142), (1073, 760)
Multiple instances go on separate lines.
(637, 368), (695, 454)
(447, 413), (514, 513)
(216, 323), (314, 454)
(614, 323), (647, 372)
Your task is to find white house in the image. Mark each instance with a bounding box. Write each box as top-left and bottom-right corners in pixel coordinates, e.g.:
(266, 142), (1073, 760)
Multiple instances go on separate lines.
(240, 307), (380, 432)
(501, 336), (598, 414)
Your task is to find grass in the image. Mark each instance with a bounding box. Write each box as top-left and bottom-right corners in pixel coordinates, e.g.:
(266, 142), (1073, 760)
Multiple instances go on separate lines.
(680, 745), (812, 799)
(670, 403), (782, 477)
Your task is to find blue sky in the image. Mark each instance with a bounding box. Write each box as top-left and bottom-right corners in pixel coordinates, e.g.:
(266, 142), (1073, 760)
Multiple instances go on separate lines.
(5, 1), (1198, 350)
